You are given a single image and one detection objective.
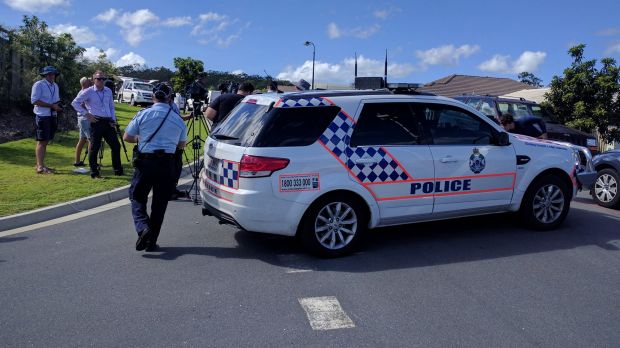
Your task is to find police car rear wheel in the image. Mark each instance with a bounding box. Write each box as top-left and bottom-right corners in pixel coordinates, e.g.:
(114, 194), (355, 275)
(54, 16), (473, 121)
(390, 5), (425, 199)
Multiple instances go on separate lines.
(300, 196), (365, 257)
(592, 169), (619, 208)
(520, 174), (570, 230)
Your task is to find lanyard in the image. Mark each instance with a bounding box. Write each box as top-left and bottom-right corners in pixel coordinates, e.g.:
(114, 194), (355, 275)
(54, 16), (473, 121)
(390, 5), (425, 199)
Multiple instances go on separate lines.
(45, 82), (55, 101)
(95, 88), (107, 116)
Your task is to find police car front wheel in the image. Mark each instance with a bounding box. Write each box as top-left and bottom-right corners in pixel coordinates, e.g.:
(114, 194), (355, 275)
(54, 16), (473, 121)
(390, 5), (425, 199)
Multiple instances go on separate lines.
(299, 195), (366, 257)
(520, 174), (570, 230)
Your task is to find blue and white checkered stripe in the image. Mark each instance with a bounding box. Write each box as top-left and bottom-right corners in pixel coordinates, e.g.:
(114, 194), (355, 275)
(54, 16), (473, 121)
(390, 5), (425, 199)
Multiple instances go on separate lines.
(319, 111), (409, 183)
(220, 161), (239, 189)
(280, 97), (333, 108)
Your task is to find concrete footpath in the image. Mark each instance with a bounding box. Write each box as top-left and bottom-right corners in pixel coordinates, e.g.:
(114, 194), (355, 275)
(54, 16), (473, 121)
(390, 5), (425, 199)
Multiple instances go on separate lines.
(0, 167), (198, 232)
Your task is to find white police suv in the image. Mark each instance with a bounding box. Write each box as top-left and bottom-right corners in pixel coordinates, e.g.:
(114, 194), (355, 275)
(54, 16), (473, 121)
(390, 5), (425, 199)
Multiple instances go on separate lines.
(200, 89), (594, 257)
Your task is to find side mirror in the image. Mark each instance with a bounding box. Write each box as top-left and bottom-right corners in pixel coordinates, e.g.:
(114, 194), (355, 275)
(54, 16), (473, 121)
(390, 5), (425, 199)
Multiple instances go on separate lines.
(496, 132), (511, 146)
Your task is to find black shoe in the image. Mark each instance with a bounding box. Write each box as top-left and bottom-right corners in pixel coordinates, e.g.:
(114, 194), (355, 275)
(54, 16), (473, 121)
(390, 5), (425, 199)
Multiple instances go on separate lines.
(74, 161), (85, 167)
(91, 173), (103, 179)
(135, 228), (152, 251)
(145, 242), (159, 252)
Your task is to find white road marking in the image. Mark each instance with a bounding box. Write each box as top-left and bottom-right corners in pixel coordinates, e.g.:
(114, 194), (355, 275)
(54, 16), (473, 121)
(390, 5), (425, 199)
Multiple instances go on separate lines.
(277, 254), (314, 273)
(0, 178), (195, 238)
(0, 199), (130, 237)
(298, 296), (355, 330)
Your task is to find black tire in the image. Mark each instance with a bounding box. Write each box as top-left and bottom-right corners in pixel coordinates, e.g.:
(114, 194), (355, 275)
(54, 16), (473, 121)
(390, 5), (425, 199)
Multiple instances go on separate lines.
(591, 168), (620, 209)
(298, 194), (366, 258)
(519, 174), (571, 230)
(130, 95), (136, 106)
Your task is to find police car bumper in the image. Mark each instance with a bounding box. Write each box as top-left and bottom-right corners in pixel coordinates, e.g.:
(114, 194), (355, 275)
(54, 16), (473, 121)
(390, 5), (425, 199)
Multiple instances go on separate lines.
(199, 174), (308, 236)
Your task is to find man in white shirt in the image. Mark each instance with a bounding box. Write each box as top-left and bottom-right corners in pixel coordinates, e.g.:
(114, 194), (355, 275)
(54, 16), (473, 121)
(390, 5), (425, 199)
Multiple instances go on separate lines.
(31, 66), (62, 174)
(71, 70), (123, 178)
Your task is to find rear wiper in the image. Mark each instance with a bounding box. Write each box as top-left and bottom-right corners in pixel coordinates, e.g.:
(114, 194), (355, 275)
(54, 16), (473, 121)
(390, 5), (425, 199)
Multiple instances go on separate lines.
(212, 133), (239, 140)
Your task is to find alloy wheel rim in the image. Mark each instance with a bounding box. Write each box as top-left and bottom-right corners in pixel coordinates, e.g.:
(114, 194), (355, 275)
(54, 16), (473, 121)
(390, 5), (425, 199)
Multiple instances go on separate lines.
(532, 184), (565, 224)
(594, 174), (617, 203)
(314, 202), (357, 250)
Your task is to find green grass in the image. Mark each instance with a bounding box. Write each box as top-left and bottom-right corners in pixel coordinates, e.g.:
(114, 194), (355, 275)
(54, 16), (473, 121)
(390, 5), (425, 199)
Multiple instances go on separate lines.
(0, 103), (207, 217)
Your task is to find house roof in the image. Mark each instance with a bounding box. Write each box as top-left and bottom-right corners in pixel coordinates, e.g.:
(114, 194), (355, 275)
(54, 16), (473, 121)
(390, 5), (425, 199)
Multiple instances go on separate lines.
(418, 74), (536, 98)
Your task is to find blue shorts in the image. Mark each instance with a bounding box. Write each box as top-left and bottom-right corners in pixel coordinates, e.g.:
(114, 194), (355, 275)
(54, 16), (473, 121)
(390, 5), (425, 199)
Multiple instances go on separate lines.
(78, 117), (90, 139)
(35, 116), (57, 141)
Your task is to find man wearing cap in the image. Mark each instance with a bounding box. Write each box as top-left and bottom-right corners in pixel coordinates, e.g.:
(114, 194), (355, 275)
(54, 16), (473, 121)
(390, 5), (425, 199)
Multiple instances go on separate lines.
(31, 66), (62, 174)
(71, 70), (123, 178)
(205, 82), (255, 128)
(294, 79), (311, 91)
(123, 83), (187, 251)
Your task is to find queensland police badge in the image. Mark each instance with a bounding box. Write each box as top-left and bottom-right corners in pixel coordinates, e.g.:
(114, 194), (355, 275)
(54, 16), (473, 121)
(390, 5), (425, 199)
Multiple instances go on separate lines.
(469, 148), (486, 174)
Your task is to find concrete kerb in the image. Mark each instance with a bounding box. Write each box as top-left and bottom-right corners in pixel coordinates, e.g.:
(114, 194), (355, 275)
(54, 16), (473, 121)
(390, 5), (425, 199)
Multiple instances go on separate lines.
(0, 165), (199, 232)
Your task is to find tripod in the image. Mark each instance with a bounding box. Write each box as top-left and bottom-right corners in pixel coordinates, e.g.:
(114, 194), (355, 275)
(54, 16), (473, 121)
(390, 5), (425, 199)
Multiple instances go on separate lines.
(184, 101), (211, 204)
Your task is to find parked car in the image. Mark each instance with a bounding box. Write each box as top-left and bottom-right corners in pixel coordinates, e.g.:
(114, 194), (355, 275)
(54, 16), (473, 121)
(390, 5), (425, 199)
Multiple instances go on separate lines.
(453, 95), (599, 154)
(590, 149), (620, 208)
(200, 89), (595, 257)
(117, 79), (154, 106)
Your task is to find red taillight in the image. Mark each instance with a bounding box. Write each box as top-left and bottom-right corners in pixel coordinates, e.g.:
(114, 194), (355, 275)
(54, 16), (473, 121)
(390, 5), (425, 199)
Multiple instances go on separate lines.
(240, 154), (289, 178)
(245, 99), (257, 104)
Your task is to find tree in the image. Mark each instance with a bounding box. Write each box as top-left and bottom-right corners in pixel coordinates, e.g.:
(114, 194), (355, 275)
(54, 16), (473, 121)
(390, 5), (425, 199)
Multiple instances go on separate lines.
(171, 57), (204, 93)
(545, 44), (620, 143)
(518, 72), (543, 87)
(12, 15), (85, 101)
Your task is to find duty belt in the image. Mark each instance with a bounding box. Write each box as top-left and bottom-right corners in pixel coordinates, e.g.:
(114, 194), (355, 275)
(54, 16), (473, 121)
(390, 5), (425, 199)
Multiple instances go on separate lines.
(138, 152), (175, 159)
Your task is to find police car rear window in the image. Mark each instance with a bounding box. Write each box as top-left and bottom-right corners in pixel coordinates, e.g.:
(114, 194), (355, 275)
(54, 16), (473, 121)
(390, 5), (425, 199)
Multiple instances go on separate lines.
(252, 106), (341, 147)
(211, 103), (340, 147)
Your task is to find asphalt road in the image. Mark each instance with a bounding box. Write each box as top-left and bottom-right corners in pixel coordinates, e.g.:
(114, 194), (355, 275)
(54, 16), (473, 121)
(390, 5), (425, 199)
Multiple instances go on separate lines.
(1, 191), (619, 347)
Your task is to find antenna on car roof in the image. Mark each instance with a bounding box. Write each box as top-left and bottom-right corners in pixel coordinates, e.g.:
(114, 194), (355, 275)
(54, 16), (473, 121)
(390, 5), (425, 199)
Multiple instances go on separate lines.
(384, 49), (388, 86)
(354, 52), (358, 78)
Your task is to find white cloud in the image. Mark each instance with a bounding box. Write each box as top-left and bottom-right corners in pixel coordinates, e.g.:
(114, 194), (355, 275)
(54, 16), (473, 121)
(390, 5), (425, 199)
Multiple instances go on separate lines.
(115, 52), (146, 67)
(605, 43), (620, 55)
(231, 69), (244, 75)
(80, 47), (118, 62)
(597, 28), (620, 36)
(277, 55), (414, 84)
(192, 12), (247, 47)
(327, 22), (380, 39)
(94, 8), (117, 22)
(50, 24), (96, 45)
(478, 51), (546, 73)
(373, 7), (400, 19)
(3, 0), (69, 12)
(163, 16), (192, 27)
(327, 22), (341, 39)
(415, 44), (480, 68)
(117, 9), (159, 28)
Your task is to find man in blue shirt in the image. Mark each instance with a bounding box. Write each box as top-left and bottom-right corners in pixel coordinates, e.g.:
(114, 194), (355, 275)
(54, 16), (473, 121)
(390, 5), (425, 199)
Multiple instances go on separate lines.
(71, 70), (123, 178)
(124, 83), (187, 252)
(500, 113), (548, 139)
(31, 66), (62, 174)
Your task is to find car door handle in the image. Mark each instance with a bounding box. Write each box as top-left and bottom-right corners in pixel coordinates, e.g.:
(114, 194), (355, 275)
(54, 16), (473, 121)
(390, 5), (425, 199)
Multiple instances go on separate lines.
(439, 156), (459, 163)
(354, 158), (378, 165)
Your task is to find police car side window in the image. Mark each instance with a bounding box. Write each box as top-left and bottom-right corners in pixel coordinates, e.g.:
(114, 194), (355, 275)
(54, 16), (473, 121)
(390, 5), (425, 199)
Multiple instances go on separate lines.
(422, 104), (493, 145)
(350, 102), (421, 147)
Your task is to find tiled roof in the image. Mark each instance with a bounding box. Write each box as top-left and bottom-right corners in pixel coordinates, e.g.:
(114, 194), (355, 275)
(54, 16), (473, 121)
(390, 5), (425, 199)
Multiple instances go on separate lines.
(418, 74), (536, 97)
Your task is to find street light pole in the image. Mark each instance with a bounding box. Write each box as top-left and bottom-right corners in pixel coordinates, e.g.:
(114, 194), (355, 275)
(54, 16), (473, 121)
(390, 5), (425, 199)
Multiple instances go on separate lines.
(304, 41), (315, 90)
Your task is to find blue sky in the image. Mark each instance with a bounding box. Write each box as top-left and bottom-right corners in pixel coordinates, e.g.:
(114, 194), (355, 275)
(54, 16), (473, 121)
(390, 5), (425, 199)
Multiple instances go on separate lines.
(2, 0), (620, 86)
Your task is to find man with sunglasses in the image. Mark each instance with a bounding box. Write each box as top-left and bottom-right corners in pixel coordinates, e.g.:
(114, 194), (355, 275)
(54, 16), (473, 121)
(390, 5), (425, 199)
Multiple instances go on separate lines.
(500, 113), (548, 139)
(71, 70), (123, 178)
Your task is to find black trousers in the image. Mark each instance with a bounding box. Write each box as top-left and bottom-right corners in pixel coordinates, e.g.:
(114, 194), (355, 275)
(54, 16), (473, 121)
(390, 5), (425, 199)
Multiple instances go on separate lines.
(89, 120), (122, 176)
(129, 157), (175, 242)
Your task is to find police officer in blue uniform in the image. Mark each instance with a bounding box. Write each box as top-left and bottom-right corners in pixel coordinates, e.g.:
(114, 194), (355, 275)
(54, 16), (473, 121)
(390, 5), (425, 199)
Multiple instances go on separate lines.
(123, 83), (187, 251)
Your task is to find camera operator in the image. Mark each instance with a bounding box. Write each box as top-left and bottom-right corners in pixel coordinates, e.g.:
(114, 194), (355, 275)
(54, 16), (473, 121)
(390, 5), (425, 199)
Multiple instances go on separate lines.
(71, 70), (123, 178)
(123, 83), (187, 252)
(31, 66), (62, 174)
(205, 82), (255, 127)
